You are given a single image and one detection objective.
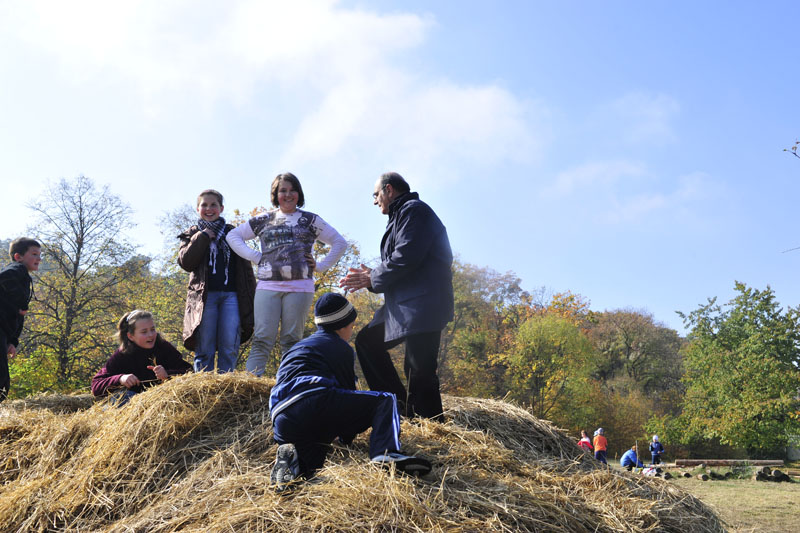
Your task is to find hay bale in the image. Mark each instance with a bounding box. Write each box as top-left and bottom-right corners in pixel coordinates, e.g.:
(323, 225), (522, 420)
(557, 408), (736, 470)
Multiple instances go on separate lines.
(696, 474), (710, 481)
(0, 373), (726, 532)
(3, 392), (95, 413)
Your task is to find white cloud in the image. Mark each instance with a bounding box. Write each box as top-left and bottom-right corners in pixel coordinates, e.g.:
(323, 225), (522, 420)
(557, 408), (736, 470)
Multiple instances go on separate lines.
(281, 72), (541, 180)
(602, 171), (713, 224)
(544, 159), (715, 225)
(591, 91), (680, 146)
(2, 0), (540, 184)
(544, 160), (646, 197)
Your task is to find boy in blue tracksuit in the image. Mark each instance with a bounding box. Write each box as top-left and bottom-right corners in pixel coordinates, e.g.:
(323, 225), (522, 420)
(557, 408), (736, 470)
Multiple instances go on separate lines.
(620, 445), (644, 471)
(269, 293), (431, 491)
(649, 435), (665, 465)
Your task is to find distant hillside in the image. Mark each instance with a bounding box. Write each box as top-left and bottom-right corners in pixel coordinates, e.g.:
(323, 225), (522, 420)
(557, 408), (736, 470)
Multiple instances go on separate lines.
(0, 373), (725, 532)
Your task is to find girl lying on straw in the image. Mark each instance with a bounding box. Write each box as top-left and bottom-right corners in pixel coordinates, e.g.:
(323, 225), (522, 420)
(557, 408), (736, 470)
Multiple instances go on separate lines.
(269, 293), (432, 492)
(91, 310), (193, 406)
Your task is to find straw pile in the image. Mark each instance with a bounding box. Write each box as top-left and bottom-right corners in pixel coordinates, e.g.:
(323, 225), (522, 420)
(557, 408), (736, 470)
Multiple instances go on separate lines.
(0, 372), (726, 532)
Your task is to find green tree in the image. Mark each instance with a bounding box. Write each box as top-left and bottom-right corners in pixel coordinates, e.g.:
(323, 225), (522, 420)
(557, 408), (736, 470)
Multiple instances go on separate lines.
(676, 282), (800, 454)
(497, 313), (594, 419)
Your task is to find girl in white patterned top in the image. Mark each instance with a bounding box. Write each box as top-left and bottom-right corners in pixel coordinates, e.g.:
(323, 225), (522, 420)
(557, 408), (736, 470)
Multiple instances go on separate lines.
(227, 173), (346, 376)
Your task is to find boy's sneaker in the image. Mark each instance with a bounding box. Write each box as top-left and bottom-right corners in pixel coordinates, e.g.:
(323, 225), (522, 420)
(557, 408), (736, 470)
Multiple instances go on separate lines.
(271, 443), (299, 492)
(371, 451), (432, 476)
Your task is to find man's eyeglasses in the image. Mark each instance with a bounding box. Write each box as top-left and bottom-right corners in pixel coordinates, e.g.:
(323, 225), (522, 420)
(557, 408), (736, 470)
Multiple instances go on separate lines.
(372, 184), (387, 199)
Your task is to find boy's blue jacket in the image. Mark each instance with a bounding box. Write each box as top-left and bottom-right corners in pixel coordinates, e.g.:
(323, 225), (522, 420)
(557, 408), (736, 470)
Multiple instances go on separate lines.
(620, 449), (644, 468)
(0, 262), (33, 345)
(649, 441), (665, 455)
(269, 328), (357, 420)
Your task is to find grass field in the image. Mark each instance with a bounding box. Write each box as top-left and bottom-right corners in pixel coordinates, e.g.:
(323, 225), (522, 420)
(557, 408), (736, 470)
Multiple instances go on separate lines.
(672, 478), (799, 533)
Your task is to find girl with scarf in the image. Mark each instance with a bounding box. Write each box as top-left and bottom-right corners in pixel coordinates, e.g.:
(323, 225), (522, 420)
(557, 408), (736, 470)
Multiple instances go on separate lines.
(178, 189), (256, 372)
(91, 309), (192, 404)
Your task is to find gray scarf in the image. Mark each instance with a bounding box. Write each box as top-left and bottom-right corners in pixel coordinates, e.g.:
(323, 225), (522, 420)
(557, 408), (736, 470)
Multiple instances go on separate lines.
(197, 218), (230, 285)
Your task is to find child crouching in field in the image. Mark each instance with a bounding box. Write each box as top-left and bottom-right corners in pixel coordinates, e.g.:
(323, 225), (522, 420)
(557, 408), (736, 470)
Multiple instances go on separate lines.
(0, 238), (41, 403)
(91, 310), (193, 405)
(269, 293), (431, 492)
(620, 445), (644, 471)
(178, 189), (256, 373)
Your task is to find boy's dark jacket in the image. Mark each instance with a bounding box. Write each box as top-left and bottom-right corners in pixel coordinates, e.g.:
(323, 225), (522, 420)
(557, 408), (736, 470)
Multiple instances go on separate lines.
(0, 262), (33, 346)
(177, 224), (256, 351)
(269, 328), (357, 420)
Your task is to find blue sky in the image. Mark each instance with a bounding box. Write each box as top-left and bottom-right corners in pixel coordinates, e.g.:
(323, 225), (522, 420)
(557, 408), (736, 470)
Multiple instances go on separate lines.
(1, 1), (798, 333)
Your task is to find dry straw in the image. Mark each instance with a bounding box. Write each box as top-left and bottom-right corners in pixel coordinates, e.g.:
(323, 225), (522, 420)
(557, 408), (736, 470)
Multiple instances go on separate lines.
(0, 372), (726, 532)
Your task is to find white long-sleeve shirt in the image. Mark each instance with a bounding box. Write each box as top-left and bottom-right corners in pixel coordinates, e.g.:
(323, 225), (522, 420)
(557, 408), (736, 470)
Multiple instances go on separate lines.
(227, 208), (346, 293)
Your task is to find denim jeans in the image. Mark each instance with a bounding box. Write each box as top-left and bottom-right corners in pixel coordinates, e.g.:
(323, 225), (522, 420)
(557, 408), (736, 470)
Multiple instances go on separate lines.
(247, 289), (313, 376)
(109, 388), (138, 407)
(194, 290), (241, 373)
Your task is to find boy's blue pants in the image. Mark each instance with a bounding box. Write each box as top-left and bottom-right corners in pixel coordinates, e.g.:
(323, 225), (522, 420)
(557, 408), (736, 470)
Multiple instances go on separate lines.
(272, 387), (401, 476)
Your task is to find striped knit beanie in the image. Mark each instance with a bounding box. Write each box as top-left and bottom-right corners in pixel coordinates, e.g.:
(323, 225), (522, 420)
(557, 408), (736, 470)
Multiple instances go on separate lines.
(314, 293), (357, 331)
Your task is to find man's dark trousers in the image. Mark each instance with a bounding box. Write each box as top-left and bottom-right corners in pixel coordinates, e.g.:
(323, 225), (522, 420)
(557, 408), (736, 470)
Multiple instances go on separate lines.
(355, 314), (443, 420)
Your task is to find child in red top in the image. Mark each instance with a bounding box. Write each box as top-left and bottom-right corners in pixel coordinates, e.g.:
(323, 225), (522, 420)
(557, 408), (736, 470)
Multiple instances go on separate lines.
(577, 429), (593, 453)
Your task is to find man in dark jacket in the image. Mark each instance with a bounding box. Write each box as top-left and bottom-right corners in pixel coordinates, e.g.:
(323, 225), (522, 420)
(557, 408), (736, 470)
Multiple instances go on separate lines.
(340, 172), (453, 420)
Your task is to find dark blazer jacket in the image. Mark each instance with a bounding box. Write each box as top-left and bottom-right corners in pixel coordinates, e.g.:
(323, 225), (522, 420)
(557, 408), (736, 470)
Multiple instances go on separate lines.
(370, 192), (454, 341)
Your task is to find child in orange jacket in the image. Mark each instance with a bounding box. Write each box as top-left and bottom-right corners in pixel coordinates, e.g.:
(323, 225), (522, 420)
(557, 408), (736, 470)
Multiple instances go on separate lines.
(593, 428), (608, 464)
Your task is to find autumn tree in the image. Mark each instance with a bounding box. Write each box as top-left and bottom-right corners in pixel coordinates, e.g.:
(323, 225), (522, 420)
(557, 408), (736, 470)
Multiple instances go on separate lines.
(439, 260), (534, 397)
(497, 312), (594, 419)
(19, 176), (136, 389)
(671, 282), (800, 454)
(117, 255), (187, 350)
(587, 310), (683, 395)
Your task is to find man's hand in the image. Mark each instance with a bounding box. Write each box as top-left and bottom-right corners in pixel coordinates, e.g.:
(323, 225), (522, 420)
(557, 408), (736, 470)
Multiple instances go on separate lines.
(147, 365), (168, 381)
(120, 374), (141, 388)
(339, 264), (373, 293)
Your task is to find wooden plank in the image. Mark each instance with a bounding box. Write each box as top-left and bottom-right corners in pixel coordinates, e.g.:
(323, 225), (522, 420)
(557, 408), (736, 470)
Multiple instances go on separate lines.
(675, 459), (784, 467)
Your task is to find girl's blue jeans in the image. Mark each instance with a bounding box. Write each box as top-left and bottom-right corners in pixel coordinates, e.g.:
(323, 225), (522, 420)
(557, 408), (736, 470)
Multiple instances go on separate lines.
(194, 290), (241, 372)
